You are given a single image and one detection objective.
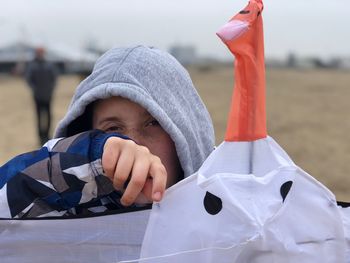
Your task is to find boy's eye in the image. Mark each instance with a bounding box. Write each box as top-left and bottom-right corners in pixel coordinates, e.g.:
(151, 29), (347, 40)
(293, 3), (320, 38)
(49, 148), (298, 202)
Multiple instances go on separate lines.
(105, 126), (122, 132)
(146, 120), (160, 127)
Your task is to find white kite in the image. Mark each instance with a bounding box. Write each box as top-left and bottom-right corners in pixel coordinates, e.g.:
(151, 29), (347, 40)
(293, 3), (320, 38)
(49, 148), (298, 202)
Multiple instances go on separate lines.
(136, 0), (350, 262)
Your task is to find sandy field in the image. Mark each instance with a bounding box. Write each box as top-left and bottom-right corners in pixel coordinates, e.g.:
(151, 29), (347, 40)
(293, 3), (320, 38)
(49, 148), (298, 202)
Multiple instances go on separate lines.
(1, 66), (350, 200)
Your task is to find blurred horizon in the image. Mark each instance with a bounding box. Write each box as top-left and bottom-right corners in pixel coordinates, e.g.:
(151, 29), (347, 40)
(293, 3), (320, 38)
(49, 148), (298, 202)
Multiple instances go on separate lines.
(0, 0), (349, 62)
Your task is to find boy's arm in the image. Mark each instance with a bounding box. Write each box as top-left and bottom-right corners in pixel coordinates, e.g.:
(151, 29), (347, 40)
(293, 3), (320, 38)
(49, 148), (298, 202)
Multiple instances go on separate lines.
(0, 130), (121, 218)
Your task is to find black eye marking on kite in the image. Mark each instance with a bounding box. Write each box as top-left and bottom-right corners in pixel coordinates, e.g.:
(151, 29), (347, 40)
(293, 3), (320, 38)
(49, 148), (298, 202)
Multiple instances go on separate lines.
(280, 181), (293, 202)
(337, 201), (350, 208)
(204, 191), (222, 215)
(239, 10), (250, 14)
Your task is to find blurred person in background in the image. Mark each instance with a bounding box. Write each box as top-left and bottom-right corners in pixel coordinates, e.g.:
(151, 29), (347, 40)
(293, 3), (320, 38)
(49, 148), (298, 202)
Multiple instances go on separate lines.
(26, 47), (58, 145)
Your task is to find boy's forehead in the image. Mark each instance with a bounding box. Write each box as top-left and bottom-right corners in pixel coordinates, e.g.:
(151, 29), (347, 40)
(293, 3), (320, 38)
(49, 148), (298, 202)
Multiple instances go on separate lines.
(93, 96), (152, 119)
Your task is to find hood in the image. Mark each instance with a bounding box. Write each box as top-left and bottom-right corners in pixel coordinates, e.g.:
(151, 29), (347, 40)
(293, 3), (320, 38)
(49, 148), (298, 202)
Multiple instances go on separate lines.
(54, 45), (215, 177)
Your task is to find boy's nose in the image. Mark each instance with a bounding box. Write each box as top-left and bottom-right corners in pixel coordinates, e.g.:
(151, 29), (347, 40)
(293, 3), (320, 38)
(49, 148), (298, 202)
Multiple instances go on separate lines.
(124, 129), (144, 146)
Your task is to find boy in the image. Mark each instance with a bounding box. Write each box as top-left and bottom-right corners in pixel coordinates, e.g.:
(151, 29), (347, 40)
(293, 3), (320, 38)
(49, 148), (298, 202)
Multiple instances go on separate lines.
(0, 45), (215, 218)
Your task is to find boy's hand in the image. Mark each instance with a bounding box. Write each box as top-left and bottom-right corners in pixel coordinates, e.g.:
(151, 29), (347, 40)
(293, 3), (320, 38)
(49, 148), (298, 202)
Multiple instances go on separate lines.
(102, 137), (167, 206)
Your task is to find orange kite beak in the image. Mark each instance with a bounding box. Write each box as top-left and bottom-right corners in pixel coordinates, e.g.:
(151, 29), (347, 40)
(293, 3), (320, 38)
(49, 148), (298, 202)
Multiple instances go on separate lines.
(217, 0), (267, 142)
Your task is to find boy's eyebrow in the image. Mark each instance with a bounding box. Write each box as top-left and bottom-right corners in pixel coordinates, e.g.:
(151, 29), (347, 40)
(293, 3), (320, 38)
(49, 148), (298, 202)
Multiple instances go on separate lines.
(96, 111), (153, 126)
(97, 116), (122, 125)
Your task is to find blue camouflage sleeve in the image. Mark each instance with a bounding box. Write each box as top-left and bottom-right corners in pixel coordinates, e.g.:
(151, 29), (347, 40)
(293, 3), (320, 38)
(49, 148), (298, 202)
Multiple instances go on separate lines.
(0, 130), (125, 218)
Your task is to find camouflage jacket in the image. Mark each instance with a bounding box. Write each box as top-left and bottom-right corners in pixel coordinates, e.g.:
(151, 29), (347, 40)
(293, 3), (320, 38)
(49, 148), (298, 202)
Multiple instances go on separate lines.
(0, 130), (130, 219)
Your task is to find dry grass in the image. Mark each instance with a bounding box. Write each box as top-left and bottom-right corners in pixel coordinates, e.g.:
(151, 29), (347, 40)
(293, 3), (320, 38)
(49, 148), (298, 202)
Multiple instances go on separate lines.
(1, 67), (350, 200)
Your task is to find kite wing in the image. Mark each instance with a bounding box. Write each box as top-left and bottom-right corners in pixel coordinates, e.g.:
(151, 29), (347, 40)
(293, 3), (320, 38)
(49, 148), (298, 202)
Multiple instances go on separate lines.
(0, 209), (150, 263)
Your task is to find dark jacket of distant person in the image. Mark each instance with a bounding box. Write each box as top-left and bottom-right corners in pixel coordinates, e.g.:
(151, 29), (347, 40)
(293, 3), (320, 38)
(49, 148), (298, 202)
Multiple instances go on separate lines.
(25, 48), (57, 103)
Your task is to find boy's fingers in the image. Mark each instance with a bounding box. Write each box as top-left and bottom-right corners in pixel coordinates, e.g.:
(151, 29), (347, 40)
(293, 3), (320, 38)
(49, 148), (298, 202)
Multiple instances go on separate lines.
(103, 139), (168, 206)
(149, 157), (167, 202)
(114, 141), (136, 190)
(120, 152), (150, 206)
(140, 179), (153, 202)
(102, 138), (121, 179)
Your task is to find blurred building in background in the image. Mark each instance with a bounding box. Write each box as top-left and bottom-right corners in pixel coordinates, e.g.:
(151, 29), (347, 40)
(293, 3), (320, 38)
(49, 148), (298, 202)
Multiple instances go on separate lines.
(266, 52), (350, 70)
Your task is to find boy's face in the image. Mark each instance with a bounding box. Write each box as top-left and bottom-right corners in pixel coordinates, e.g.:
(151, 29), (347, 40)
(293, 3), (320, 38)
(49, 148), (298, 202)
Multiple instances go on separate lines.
(92, 96), (183, 188)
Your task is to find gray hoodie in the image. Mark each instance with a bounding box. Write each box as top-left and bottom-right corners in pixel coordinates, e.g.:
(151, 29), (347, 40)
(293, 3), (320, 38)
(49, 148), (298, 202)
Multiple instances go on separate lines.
(54, 45), (215, 178)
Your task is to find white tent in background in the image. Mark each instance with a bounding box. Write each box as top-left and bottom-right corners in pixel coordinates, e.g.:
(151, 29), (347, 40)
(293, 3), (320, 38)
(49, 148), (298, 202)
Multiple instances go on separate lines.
(0, 40), (99, 74)
(47, 43), (99, 73)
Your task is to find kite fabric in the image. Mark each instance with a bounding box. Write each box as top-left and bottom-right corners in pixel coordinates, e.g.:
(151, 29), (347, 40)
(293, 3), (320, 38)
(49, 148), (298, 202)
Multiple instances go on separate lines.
(136, 0), (350, 262)
(0, 209), (150, 263)
(138, 138), (350, 263)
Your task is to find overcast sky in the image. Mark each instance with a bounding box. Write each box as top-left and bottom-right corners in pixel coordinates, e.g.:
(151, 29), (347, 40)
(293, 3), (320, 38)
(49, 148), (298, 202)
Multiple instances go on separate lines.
(0, 0), (349, 60)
